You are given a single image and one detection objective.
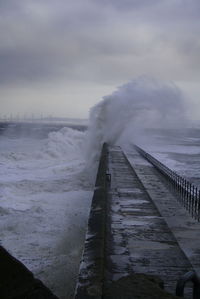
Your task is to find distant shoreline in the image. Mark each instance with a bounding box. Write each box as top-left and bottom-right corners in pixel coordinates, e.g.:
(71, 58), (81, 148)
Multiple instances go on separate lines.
(0, 121), (88, 138)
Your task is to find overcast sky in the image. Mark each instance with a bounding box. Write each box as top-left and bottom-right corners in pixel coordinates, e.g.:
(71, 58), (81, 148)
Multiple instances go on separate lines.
(0, 0), (200, 119)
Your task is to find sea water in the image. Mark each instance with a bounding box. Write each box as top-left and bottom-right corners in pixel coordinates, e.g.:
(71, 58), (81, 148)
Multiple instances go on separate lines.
(0, 123), (93, 299)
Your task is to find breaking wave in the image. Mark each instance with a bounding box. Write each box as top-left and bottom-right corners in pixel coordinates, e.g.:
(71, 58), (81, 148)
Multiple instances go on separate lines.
(43, 127), (85, 160)
(86, 76), (188, 168)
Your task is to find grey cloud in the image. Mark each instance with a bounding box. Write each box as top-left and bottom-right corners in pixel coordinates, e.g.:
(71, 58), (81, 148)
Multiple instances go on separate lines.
(0, 49), (56, 84)
(0, 0), (200, 118)
(0, 0), (200, 87)
(0, 0), (19, 10)
(93, 0), (160, 10)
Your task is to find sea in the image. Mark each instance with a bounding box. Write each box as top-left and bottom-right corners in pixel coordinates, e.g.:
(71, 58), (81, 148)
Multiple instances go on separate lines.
(0, 121), (200, 298)
(138, 128), (200, 188)
(0, 121), (93, 299)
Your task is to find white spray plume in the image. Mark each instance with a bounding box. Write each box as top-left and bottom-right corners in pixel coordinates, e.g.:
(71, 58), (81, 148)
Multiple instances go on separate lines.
(85, 76), (188, 176)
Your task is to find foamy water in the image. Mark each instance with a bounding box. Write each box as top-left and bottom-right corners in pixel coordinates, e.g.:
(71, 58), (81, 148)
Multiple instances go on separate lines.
(0, 127), (93, 299)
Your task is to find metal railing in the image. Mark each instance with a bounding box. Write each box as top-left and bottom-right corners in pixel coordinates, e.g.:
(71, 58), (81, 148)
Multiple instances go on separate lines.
(176, 271), (200, 298)
(134, 145), (200, 222)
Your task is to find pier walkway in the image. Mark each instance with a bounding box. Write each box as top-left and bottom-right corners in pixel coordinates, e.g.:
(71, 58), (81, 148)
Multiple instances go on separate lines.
(125, 146), (200, 276)
(75, 145), (200, 298)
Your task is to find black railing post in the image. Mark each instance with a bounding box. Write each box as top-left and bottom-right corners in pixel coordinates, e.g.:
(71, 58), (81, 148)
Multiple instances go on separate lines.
(184, 180), (187, 207)
(197, 190), (200, 221)
(189, 184), (192, 214)
(191, 185), (194, 218)
(192, 185), (195, 216)
(186, 182), (190, 210)
(195, 187), (198, 220)
(180, 177), (183, 202)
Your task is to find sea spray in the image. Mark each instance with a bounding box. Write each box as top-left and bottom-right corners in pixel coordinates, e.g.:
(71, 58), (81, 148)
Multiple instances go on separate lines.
(44, 127), (85, 160)
(86, 76), (188, 173)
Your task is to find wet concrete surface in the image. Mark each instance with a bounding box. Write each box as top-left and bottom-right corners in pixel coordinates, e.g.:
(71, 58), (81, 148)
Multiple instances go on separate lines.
(75, 145), (197, 298)
(106, 146), (193, 296)
(125, 147), (200, 277)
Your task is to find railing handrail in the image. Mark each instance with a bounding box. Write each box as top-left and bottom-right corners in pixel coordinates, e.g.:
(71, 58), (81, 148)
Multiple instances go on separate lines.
(176, 271), (200, 298)
(134, 144), (200, 222)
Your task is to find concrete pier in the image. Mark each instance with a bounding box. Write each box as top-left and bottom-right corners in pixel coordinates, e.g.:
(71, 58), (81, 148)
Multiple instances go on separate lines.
(75, 145), (198, 298)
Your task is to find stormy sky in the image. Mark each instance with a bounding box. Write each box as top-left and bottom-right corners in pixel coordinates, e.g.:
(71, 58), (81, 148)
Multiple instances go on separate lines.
(0, 0), (200, 119)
